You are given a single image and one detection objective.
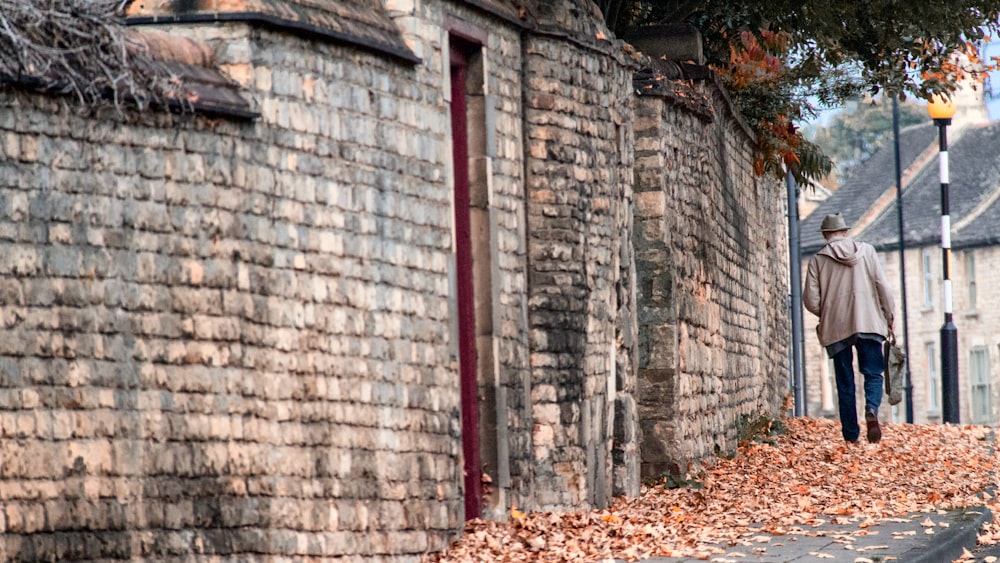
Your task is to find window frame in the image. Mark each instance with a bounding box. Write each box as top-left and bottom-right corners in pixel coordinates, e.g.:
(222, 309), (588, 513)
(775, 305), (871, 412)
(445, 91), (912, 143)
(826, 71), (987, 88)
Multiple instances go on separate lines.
(970, 346), (991, 424)
(927, 341), (940, 414)
(966, 251), (977, 311)
(922, 248), (934, 308)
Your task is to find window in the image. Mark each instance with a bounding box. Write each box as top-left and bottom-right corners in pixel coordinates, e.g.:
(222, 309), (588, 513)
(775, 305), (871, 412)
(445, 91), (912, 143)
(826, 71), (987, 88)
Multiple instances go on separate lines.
(966, 251), (977, 310)
(970, 347), (991, 424)
(922, 249), (934, 307)
(927, 342), (940, 413)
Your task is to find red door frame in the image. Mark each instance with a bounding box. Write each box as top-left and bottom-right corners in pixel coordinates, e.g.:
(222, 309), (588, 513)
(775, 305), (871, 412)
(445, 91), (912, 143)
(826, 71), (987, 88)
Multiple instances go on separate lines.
(449, 44), (482, 520)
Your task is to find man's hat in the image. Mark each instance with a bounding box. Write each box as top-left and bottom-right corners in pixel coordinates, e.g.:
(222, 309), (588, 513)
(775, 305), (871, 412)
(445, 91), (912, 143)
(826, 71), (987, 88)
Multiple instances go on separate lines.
(820, 213), (850, 232)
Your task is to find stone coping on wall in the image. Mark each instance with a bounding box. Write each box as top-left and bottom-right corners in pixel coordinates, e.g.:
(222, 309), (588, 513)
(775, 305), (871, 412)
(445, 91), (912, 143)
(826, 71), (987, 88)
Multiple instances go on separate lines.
(633, 61), (713, 119)
(125, 0), (421, 64)
(134, 29), (258, 118)
(459, 0), (527, 27)
(633, 57), (756, 144)
(0, 26), (255, 119)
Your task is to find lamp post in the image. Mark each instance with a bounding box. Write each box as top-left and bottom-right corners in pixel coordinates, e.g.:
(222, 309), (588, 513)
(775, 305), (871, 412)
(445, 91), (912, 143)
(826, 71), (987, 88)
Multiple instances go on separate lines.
(892, 97), (914, 423)
(927, 94), (959, 423)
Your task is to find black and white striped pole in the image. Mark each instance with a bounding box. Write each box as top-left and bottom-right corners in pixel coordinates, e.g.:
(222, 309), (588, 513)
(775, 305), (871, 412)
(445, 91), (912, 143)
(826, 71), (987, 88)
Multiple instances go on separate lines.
(927, 94), (959, 423)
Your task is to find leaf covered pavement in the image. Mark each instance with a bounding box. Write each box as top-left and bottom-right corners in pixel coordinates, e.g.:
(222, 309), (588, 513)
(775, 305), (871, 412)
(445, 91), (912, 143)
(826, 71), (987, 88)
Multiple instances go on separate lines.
(427, 417), (998, 562)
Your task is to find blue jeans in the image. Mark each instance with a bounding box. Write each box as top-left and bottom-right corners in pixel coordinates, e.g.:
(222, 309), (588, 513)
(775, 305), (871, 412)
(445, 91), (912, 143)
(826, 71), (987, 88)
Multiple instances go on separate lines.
(832, 338), (885, 442)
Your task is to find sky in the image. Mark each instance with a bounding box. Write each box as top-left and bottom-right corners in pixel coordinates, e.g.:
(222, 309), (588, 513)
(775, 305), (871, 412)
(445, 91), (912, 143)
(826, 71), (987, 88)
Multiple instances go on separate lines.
(810, 40), (1000, 127)
(983, 40), (1000, 120)
(812, 91), (1000, 128)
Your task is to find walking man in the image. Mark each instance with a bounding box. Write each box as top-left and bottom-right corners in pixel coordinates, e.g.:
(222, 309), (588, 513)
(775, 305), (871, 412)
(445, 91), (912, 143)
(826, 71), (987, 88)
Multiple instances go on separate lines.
(804, 213), (896, 443)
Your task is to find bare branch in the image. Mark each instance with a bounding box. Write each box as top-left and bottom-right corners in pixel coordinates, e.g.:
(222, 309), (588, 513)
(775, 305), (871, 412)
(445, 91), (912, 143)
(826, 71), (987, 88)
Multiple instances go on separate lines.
(0, 0), (173, 109)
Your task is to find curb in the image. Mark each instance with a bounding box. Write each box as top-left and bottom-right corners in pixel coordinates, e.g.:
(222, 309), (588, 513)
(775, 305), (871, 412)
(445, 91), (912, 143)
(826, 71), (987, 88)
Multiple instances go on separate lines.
(900, 505), (992, 563)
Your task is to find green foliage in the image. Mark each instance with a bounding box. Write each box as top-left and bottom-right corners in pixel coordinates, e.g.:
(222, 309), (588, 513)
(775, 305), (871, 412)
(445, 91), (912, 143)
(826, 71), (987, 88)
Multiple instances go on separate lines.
(599, 0), (1000, 186)
(806, 97), (928, 185)
(608, 0), (1000, 99)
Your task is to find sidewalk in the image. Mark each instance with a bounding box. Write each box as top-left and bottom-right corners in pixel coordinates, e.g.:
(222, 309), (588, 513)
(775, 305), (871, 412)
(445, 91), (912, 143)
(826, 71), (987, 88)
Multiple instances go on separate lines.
(428, 418), (998, 563)
(609, 504), (993, 562)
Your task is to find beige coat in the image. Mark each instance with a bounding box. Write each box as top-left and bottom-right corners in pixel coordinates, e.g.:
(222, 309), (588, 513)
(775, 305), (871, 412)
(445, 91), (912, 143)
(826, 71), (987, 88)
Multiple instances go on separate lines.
(803, 236), (895, 347)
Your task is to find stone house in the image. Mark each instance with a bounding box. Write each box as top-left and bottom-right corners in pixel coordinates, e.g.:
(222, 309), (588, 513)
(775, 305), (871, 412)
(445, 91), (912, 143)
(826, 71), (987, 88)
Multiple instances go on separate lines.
(0, 0), (790, 560)
(801, 86), (1000, 426)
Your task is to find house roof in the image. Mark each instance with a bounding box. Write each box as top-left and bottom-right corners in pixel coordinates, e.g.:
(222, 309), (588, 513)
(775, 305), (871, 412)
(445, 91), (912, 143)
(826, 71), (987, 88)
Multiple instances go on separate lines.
(956, 196), (1000, 248)
(860, 120), (1000, 252)
(802, 113), (1000, 256)
(949, 124), (1000, 249)
(800, 122), (938, 254)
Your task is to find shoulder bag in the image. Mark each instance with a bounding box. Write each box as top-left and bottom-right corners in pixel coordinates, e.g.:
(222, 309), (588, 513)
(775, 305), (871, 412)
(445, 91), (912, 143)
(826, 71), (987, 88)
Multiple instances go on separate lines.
(883, 331), (906, 406)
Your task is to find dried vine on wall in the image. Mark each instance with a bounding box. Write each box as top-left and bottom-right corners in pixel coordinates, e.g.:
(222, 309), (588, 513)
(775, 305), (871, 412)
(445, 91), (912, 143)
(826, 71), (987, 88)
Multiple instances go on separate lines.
(0, 0), (176, 109)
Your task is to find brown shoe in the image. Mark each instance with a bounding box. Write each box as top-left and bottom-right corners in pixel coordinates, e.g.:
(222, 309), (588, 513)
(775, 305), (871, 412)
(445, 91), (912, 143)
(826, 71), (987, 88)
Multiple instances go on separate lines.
(865, 409), (881, 443)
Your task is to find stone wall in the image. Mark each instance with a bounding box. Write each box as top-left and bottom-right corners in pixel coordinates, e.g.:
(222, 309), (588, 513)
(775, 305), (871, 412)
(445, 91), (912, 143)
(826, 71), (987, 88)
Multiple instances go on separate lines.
(0, 0), (792, 560)
(0, 0), (640, 559)
(427, 2), (538, 522)
(0, 17), (467, 561)
(522, 0), (639, 509)
(633, 76), (790, 478)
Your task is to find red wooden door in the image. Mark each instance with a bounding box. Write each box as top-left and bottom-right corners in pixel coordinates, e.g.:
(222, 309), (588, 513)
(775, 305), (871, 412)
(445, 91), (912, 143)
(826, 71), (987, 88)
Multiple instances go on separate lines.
(449, 44), (481, 520)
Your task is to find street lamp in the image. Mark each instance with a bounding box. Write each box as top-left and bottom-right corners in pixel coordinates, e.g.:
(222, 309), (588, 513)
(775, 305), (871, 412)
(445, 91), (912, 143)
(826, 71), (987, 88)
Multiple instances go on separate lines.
(892, 97), (914, 423)
(927, 94), (959, 423)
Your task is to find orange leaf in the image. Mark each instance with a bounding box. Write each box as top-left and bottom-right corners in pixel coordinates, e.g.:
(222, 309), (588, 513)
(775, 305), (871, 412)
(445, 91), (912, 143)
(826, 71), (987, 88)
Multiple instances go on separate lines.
(511, 505), (527, 521)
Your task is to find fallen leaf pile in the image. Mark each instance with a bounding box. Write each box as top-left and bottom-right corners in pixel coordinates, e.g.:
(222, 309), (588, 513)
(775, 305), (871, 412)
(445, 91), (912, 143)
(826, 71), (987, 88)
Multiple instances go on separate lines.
(426, 417), (998, 562)
(971, 497), (1000, 561)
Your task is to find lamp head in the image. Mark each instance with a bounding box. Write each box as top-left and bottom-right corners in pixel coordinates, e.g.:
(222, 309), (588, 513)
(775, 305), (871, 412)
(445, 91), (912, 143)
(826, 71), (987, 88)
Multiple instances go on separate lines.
(927, 93), (957, 123)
